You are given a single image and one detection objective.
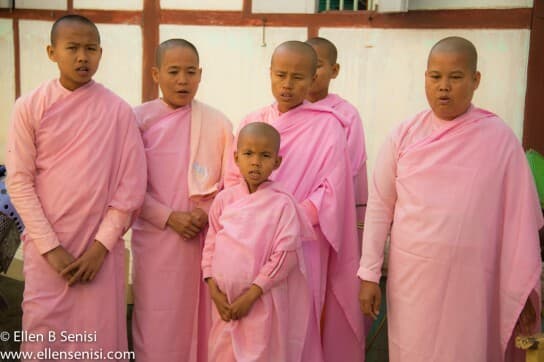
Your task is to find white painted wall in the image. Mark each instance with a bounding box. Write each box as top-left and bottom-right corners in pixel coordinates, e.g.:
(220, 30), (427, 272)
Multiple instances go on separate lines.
(161, 0), (243, 11)
(252, 0), (317, 14)
(160, 25), (307, 127)
(74, 0), (142, 10)
(0, 19), (15, 163)
(408, 0), (533, 10)
(319, 28), (530, 175)
(13, 0), (66, 10)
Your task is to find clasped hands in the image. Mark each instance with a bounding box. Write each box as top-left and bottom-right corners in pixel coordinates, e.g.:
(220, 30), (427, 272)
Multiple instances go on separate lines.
(44, 240), (108, 287)
(167, 208), (208, 240)
(206, 278), (262, 322)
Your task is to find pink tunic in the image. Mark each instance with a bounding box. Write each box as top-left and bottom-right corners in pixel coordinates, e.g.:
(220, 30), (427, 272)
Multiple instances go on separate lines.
(202, 181), (313, 362)
(314, 93), (368, 231)
(358, 106), (543, 362)
(225, 102), (365, 362)
(6, 79), (146, 360)
(131, 99), (232, 362)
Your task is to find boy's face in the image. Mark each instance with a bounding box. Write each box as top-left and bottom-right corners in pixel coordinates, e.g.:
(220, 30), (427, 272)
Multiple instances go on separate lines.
(308, 44), (339, 99)
(47, 21), (102, 91)
(152, 46), (202, 109)
(425, 51), (480, 120)
(270, 49), (316, 113)
(234, 134), (282, 193)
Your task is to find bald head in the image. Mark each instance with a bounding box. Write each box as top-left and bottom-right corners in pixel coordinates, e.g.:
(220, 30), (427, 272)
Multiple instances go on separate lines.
(306, 37), (337, 65)
(155, 38), (199, 68)
(272, 41), (317, 75)
(50, 14), (100, 45)
(238, 122), (281, 154)
(428, 36), (478, 72)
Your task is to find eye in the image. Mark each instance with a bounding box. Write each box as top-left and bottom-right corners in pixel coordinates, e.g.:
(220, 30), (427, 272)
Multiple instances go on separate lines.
(168, 70), (179, 75)
(87, 46), (97, 51)
(429, 74), (440, 80)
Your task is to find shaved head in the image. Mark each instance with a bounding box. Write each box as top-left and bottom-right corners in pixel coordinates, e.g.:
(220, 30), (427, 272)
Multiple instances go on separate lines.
(50, 14), (100, 45)
(306, 37), (337, 64)
(155, 38), (199, 68)
(238, 122), (281, 153)
(428, 36), (478, 72)
(272, 40), (317, 75)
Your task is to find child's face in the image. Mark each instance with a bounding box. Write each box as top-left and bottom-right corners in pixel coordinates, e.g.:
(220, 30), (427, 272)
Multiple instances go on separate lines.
(235, 134), (282, 193)
(270, 49), (316, 113)
(153, 46), (202, 109)
(308, 44), (339, 97)
(47, 21), (102, 91)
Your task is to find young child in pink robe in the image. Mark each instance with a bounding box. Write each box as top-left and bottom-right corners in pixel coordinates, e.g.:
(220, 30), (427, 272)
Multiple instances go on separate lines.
(224, 41), (365, 362)
(359, 36), (542, 362)
(202, 122), (313, 362)
(305, 37), (368, 239)
(6, 15), (146, 360)
(131, 39), (233, 362)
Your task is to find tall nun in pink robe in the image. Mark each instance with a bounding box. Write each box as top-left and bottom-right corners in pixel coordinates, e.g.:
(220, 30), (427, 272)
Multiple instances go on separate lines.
(6, 15), (146, 361)
(358, 36), (543, 362)
(305, 37), (368, 242)
(202, 122), (314, 362)
(130, 39), (233, 362)
(224, 41), (365, 362)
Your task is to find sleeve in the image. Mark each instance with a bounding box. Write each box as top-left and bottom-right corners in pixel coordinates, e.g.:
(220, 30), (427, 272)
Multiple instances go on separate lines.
(5, 100), (61, 255)
(202, 196), (223, 280)
(253, 250), (298, 293)
(94, 108), (147, 251)
(138, 193), (172, 230)
(357, 134), (398, 283)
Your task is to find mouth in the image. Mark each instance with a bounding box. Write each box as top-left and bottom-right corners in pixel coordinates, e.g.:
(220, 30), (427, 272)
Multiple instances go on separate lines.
(248, 170), (261, 179)
(76, 66), (90, 76)
(176, 90), (190, 95)
(280, 92), (292, 100)
(438, 96), (450, 105)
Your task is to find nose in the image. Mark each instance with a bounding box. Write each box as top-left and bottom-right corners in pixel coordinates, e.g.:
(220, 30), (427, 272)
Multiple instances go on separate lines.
(176, 73), (188, 85)
(76, 48), (88, 63)
(282, 76), (294, 89)
(250, 155), (261, 167)
(439, 78), (451, 91)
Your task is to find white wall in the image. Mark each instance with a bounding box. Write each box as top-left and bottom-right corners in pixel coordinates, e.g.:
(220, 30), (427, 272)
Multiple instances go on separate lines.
(160, 25), (307, 127)
(408, 0), (533, 10)
(0, 19), (15, 163)
(252, 0), (317, 14)
(319, 28), (530, 175)
(161, 0), (243, 11)
(74, 0), (142, 10)
(13, 0), (66, 10)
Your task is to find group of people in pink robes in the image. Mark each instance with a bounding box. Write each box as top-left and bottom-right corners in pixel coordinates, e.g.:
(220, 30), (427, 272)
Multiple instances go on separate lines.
(5, 12), (542, 362)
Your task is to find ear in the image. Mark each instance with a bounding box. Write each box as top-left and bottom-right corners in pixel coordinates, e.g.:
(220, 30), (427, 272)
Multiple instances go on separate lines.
(151, 66), (160, 84)
(274, 155), (282, 170)
(234, 150), (239, 165)
(196, 67), (203, 83)
(331, 63), (340, 79)
(472, 71), (481, 91)
(47, 45), (56, 62)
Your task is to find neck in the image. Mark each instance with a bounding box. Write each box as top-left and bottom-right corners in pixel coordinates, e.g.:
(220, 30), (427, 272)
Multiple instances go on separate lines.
(278, 101), (303, 114)
(307, 89), (329, 103)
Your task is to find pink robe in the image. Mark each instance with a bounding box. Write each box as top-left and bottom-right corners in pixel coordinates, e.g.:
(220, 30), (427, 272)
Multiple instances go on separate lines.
(314, 93), (368, 234)
(202, 181), (313, 362)
(225, 102), (365, 362)
(358, 106), (543, 362)
(6, 79), (146, 360)
(131, 99), (232, 362)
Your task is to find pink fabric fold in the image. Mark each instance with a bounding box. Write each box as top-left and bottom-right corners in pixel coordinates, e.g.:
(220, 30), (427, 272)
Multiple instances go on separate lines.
(315, 94), (368, 236)
(359, 106), (543, 362)
(202, 181), (313, 362)
(225, 102), (365, 362)
(6, 79), (146, 360)
(131, 98), (232, 362)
